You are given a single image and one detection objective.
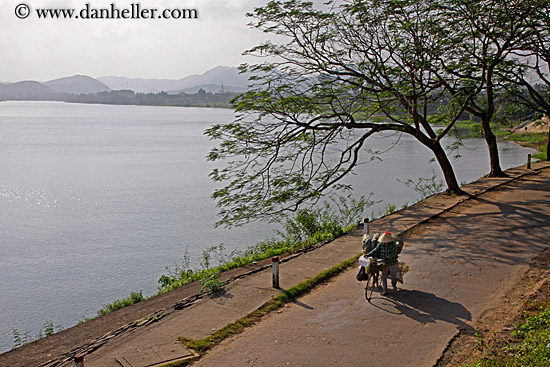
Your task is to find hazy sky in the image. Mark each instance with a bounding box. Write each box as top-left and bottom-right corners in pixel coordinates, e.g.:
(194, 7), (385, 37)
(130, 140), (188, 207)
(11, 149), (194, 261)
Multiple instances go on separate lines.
(0, 0), (274, 82)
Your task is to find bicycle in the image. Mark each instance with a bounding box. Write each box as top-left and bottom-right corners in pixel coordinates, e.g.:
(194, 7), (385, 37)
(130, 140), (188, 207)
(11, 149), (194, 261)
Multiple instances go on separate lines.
(366, 258), (386, 301)
(358, 256), (386, 302)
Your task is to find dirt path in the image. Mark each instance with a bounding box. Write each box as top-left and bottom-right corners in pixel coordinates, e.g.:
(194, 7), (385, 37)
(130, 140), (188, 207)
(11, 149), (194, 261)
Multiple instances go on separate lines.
(193, 168), (550, 367)
(436, 247), (550, 366)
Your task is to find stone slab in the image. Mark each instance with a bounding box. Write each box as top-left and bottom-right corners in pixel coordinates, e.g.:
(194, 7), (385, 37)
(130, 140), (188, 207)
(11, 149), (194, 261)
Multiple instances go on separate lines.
(115, 342), (192, 367)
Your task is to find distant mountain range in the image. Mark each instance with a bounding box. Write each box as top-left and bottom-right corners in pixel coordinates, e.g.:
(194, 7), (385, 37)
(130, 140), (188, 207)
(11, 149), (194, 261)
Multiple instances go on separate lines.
(98, 66), (250, 94)
(0, 66), (250, 101)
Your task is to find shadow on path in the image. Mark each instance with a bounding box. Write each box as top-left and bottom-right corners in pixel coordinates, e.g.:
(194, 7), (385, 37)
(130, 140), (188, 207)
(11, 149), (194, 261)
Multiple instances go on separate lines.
(276, 287), (315, 310)
(369, 289), (472, 331)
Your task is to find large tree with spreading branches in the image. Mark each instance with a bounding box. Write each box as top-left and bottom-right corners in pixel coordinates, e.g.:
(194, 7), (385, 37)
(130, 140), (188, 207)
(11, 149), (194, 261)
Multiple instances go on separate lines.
(206, 0), (549, 227)
(436, 0), (545, 176)
(498, 0), (550, 160)
(206, 0), (478, 227)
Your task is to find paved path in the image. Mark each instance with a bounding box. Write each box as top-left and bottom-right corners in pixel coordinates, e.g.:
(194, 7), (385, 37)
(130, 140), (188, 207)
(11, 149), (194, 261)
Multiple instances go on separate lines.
(2, 161), (549, 367)
(194, 162), (550, 367)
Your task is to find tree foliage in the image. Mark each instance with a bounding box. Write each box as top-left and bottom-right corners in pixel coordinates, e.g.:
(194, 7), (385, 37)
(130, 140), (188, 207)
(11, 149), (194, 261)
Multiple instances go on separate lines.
(495, 0), (550, 159)
(437, 0), (547, 175)
(64, 89), (238, 108)
(206, 0), (550, 227)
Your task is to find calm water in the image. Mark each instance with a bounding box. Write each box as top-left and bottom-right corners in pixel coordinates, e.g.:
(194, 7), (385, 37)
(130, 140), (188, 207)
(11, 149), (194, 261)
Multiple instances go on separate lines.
(0, 101), (535, 352)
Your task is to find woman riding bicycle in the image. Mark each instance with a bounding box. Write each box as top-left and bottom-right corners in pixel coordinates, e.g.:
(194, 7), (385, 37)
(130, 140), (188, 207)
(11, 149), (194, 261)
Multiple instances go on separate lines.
(366, 231), (399, 296)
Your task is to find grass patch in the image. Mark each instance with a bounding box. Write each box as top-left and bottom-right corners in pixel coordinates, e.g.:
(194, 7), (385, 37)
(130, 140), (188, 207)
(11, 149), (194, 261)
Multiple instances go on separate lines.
(178, 254), (361, 356)
(500, 131), (548, 161)
(11, 321), (58, 349)
(462, 303), (550, 367)
(505, 132), (548, 147)
(96, 291), (145, 316)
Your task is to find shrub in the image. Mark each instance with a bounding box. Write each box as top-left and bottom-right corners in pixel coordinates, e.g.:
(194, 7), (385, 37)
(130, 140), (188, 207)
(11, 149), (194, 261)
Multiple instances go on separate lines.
(97, 291), (145, 316)
(157, 194), (376, 293)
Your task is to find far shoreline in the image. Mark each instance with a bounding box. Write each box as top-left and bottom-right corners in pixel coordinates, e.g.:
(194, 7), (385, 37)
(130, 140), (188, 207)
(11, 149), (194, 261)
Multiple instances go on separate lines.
(0, 98), (234, 109)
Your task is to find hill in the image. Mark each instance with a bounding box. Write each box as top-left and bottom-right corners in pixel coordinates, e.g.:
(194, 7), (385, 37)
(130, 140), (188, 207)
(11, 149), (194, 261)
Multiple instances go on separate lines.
(44, 75), (110, 94)
(96, 76), (187, 94)
(98, 66), (251, 94)
(0, 81), (56, 100)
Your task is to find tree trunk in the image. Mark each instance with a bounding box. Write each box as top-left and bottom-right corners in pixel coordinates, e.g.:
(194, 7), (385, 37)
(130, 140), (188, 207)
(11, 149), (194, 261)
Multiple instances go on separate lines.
(430, 140), (463, 195)
(481, 117), (505, 177)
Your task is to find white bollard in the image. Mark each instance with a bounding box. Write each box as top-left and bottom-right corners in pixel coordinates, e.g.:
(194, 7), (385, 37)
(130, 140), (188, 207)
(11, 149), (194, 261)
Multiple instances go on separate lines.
(272, 256), (280, 288)
(364, 218), (369, 234)
(74, 355), (84, 367)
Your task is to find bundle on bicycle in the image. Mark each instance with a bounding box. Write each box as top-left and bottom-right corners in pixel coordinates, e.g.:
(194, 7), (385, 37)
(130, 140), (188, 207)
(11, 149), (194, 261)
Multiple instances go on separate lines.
(356, 231), (408, 301)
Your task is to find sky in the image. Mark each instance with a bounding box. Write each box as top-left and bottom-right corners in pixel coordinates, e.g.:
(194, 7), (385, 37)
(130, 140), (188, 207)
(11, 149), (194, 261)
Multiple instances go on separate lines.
(0, 0), (274, 82)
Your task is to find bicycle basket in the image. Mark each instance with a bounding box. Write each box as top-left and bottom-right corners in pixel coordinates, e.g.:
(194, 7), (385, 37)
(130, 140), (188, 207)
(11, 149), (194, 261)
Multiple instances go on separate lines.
(366, 259), (380, 274)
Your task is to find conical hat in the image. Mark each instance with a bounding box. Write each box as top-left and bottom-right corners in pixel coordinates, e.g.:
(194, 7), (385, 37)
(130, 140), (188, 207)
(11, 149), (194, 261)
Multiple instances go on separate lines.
(378, 231), (394, 243)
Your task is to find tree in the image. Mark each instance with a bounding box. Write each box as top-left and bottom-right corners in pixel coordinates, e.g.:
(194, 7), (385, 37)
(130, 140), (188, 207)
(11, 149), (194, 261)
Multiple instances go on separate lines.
(531, 3), (550, 160)
(499, 1), (550, 160)
(206, 0), (476, 227)
(439, 0), (544, 175)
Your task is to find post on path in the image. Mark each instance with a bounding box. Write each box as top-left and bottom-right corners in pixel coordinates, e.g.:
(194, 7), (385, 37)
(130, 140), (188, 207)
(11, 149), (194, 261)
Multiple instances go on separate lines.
(272, 256), (280, 288)
(74, 355), (84, 367)
(527, 154), (532, 169)
(364, 218), (369, 234)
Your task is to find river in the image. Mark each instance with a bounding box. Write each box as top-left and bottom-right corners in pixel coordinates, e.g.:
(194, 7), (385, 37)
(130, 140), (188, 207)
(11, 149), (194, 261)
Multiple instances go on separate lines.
(0, 101), (536, 352)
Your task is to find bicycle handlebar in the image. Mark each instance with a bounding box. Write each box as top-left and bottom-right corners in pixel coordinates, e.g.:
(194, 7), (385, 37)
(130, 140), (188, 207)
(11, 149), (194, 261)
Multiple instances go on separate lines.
(367, 257), (386, 263)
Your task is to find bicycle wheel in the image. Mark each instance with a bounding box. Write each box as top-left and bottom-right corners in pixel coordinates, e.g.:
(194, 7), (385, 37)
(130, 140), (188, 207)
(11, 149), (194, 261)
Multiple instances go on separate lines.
(365, 273), (376, 301)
